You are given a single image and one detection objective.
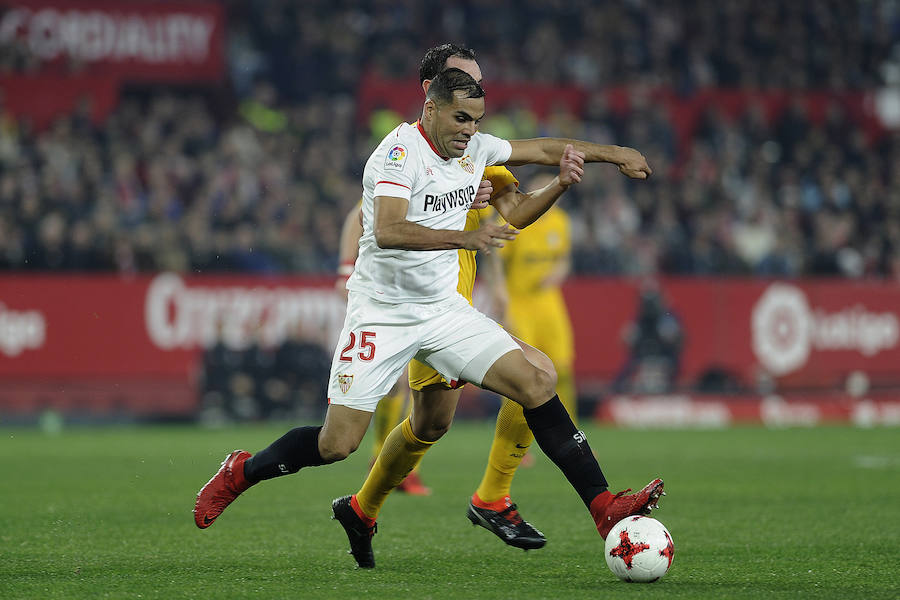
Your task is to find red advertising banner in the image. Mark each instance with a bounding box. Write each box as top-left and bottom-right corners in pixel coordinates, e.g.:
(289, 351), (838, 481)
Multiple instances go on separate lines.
(563, 278), (900, 391)
(0, 1), (225, 82)
(1, 274), (900, 417)
(0, 273), (344, 379)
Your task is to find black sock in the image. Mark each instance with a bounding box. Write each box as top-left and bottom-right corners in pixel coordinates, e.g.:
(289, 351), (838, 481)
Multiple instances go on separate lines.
(243, 426), (326, 483)
(523, 395), (608, 507)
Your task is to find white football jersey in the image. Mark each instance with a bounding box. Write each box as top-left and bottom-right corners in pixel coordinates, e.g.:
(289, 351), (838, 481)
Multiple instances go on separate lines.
(348, 121), (512, 303)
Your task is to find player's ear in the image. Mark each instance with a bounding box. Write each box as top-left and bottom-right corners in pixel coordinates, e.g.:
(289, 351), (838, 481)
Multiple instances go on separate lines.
(422, 79), (431, 94)
(423, 99), (436, 120)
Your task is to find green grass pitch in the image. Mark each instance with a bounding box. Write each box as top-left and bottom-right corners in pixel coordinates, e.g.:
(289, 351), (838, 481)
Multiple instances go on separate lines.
(2, 422), (898, 599)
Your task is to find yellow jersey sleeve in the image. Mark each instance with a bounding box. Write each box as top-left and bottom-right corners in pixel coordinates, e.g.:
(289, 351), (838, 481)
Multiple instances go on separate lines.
(456, 168), (518, 303)
(484, 166), (518, 200)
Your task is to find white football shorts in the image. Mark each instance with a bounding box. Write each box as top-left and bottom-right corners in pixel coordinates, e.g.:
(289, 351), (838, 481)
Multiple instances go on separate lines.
(327, 291), (519, 412)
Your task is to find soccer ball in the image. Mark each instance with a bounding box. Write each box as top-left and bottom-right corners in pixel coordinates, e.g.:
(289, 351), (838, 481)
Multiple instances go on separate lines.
(604, 516), (674, 583)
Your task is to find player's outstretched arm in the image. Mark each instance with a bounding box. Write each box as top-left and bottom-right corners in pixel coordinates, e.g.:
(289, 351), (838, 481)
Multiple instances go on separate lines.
(505, 138), (651, 179)
(493, 144), (585, 229)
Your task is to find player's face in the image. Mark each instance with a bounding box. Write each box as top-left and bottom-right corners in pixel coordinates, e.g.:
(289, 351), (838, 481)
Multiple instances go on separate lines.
(431, 93), (485, 158)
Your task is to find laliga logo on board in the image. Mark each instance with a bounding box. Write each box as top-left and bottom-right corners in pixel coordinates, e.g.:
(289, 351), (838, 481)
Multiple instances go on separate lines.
(0, 302), (46, 357)
(751, 283), (899, 375)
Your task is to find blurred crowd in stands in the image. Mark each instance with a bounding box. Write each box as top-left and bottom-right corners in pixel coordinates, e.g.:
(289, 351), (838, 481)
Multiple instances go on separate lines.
(198, 322), (331, 422)
(2, 0), (900, 279)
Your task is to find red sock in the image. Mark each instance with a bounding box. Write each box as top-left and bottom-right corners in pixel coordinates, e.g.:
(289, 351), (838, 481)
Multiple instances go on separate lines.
(231, 454), (253, 492)
(350, 494), (376, 527)
(471, 492), (512, 512)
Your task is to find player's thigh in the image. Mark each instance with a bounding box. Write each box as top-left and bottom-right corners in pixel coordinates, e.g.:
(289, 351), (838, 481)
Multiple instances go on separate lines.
(409, 386), (463, 442)
(419, 295), (519, 388)
(511, 334), (557, 385)
(480, 348), (555, 409)
(408, 358), (449, 392)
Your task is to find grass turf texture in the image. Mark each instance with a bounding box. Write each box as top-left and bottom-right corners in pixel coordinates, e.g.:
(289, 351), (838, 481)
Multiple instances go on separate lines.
(2, 423), (898, 599)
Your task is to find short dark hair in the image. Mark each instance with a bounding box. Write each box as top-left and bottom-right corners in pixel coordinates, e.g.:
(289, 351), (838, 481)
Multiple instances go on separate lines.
(419, 43), (477, 83)
(426, 67), (485, 105)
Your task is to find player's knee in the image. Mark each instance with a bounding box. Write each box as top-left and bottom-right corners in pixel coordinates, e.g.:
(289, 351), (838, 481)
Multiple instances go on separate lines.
(532, 352), (558, 388)
(522, 344), (557, 388)
(411, 417), (452, 443)
(534, 366), (557, 400)
(518, 366), (557, 408)
(317, 435), (360, 463)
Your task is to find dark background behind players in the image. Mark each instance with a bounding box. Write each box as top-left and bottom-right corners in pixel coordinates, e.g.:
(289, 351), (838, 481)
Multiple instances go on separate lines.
(1, 1), (898, 280)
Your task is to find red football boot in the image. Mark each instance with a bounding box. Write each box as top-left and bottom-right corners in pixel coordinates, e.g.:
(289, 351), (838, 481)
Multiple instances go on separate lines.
(591, 478), (665, 539)
(193, 450), (253, 529)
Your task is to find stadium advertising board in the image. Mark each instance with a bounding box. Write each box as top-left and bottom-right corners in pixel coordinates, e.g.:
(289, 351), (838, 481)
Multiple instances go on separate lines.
(1, 274), (899, 418)
(0, 273), (342, 378)
(0, 0), (225, 81)
(562, 279), (900, 390)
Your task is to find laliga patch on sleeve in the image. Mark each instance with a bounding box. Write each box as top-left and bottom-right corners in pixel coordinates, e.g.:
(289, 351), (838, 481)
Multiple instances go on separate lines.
(384, 144), (408, 170)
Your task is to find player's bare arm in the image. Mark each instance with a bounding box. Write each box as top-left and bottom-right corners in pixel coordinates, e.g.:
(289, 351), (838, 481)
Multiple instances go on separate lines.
(504, 138), (651, 179)
(373, 195), (517, 251)
(492, 144), (585, 229)
(335, 204), (365, 298)
(478, 241), (509, 318)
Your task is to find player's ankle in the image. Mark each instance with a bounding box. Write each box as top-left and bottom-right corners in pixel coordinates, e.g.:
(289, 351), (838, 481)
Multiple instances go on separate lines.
(589, 490), (613, 520)
(350, 494), (377, 527)
(472, 492), (511, 512)
(232, 454), (254, 491)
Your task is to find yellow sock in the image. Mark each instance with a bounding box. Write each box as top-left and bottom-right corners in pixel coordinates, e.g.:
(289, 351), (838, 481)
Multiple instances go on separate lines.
(371, 385), (407, 461)
(556, 369), (577, 426)
(356, 417), (434, 518)
(475, 398), (534, 504)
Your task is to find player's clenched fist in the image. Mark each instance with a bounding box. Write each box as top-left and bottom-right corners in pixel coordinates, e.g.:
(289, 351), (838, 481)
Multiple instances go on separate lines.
(471, 179), (493, 209)
(463, 222), (519, 253)
(614, 146), (652, 179)
(559, 144), (585, 186)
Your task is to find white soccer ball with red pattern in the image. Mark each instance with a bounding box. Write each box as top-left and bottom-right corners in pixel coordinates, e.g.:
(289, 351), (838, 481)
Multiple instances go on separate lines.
(604, 515), (674, 582)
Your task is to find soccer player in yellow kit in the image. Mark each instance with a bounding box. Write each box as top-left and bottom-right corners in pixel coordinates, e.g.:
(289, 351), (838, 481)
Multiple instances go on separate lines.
(499, 173), (576, 421)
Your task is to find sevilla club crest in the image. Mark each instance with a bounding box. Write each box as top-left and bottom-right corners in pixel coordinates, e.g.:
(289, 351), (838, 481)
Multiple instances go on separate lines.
(338, 374), (354, 394)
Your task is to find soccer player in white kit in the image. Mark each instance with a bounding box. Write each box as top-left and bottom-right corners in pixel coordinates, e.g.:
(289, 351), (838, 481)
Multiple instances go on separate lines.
(194, 68), (664, 567)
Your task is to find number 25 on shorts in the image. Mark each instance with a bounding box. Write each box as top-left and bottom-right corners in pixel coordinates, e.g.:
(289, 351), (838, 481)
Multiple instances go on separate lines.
(339, 331), (376, 362)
